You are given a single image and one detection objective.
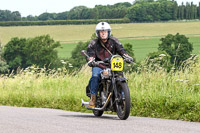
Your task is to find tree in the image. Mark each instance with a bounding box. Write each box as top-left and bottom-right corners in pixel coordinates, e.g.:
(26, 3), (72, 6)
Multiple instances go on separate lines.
(159, 1), (174, 20)
(198, 2), (200, 19)
(123, 43), (136, 72)
(0, 10), (22, 21)
(127, 3), (148, 21)
(55, 11), (68, 20)
(3, 35), (61, 71)
(38, 13), (56, 20)
(158, 33), (193, 67)
(12, 11), (21, 21)
(172, 1), (178, 20)
(25, 35), (61, 68)
(185, 2), (191, 19)
(68, 6), (88, 19)
(178, 2), (185, 20)
(3, 38), (27, 70)
(23, 15), (38, 21)
(0, 43), (9, 73)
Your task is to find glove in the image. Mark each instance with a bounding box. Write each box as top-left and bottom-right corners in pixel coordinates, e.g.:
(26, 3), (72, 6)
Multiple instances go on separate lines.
(123, 54), (133, 64)
(88, 57), (96, 67)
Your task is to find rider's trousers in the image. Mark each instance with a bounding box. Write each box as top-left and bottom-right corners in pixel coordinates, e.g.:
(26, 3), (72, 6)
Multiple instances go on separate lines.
(89, 67), (103, 95)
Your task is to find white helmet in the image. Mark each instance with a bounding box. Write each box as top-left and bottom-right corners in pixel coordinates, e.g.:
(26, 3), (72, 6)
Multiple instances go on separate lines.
(96, 22), (111, 39)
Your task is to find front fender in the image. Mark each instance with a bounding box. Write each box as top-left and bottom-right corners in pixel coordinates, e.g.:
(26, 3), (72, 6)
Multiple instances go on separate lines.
(116, 77), (128, 82)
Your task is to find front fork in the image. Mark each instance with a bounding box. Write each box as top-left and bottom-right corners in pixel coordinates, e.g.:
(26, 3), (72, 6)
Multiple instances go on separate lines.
(111, 74), (120, 109)
(111, 72), (128, 109)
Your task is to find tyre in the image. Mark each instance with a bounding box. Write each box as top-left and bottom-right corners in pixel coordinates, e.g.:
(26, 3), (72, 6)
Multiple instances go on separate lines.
(116, 81), (131, 120)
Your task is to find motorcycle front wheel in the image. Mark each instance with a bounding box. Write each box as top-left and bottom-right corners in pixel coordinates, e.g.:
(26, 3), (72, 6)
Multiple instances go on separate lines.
(116, 81), (131, 120)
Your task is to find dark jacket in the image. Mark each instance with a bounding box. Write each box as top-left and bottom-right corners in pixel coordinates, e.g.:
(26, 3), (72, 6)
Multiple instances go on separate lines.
(87, 36), (127, 69)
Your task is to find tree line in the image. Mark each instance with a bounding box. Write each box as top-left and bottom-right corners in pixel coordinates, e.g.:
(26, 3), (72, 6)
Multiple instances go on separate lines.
(127, 0), (200, 21)
(0, 0), (200, 22)
(0, 19), (130, 27)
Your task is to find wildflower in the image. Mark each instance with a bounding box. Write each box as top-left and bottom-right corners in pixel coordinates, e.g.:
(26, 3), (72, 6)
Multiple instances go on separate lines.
(159, 54), (166, 57)
(30, 66), (34, 69)
(69, 63), (73, 67)
(171, 67), (176, 70)
(176, 79), (184, 82)
(61, 60), (67, 64)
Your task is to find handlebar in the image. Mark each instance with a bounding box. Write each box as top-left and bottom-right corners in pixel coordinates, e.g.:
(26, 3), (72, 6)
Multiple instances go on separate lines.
(93, 61), (109, 66)
(81, 50), (133, 66)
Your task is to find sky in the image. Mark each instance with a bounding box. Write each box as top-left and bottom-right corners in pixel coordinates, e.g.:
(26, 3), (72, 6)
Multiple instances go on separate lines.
(0, 0), (200, 17)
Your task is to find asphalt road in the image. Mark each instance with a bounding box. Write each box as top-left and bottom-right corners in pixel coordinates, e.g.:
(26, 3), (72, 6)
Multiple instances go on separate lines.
(0, 106), (199, 133)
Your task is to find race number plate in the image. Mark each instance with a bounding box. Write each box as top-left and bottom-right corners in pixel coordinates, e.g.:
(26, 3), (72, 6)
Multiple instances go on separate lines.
(111, 57), (123, 71)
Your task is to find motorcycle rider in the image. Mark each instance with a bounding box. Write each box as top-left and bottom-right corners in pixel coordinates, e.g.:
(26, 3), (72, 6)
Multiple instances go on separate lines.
(87, 22), (133, 107)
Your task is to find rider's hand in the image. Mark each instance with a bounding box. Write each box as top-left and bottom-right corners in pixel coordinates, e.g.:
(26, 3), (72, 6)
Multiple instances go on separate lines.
(88, 57), (96, 67)
(123, 54), (133, 64)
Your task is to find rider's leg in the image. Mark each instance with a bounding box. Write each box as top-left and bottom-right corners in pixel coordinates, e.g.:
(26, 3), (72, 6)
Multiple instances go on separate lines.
(89, 67), (102, 107)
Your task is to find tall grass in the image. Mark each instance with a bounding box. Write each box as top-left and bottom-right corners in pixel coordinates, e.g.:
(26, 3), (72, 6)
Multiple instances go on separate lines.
(0, 61), (200, 121)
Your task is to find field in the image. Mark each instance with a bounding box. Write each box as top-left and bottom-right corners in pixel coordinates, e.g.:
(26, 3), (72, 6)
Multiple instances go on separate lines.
(1, 21), (200, 44)
(57, 36), (200, 61)
(1, 22), (199, 61)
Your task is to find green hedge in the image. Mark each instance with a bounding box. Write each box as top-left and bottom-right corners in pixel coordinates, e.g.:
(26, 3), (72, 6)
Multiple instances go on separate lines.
(0, 18), (130, 26)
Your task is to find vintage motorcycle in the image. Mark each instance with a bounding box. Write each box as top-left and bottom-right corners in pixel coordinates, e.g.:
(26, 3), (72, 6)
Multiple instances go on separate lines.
(81, 50), (132, 120)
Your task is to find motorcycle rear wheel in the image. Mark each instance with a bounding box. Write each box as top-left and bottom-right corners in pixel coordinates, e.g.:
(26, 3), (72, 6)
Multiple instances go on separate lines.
(116, 81), (131, 120)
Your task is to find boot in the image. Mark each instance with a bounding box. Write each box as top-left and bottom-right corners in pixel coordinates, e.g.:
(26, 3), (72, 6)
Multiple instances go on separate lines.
(89, 94), (96, 107)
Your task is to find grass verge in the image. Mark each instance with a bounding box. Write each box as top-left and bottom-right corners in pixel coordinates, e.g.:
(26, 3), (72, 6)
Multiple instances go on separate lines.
(1, 61), (200, 121)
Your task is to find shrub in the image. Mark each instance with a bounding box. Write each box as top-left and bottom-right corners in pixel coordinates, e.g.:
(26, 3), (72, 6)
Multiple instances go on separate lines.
(3, 35), (60, 71)
(146, 51), (172, 72)
(0, 43), (9, 73)
(158, 33), (193, 68)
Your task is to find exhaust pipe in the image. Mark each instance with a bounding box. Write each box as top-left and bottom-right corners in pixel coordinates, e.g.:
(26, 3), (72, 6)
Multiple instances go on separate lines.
(81, 93), (112, 111)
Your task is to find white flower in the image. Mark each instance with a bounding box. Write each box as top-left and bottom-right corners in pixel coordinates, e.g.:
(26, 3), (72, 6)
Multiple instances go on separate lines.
(69, 63), (73, 67)
(176, 79), (184, 82)
(159, 54), (166, 57)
